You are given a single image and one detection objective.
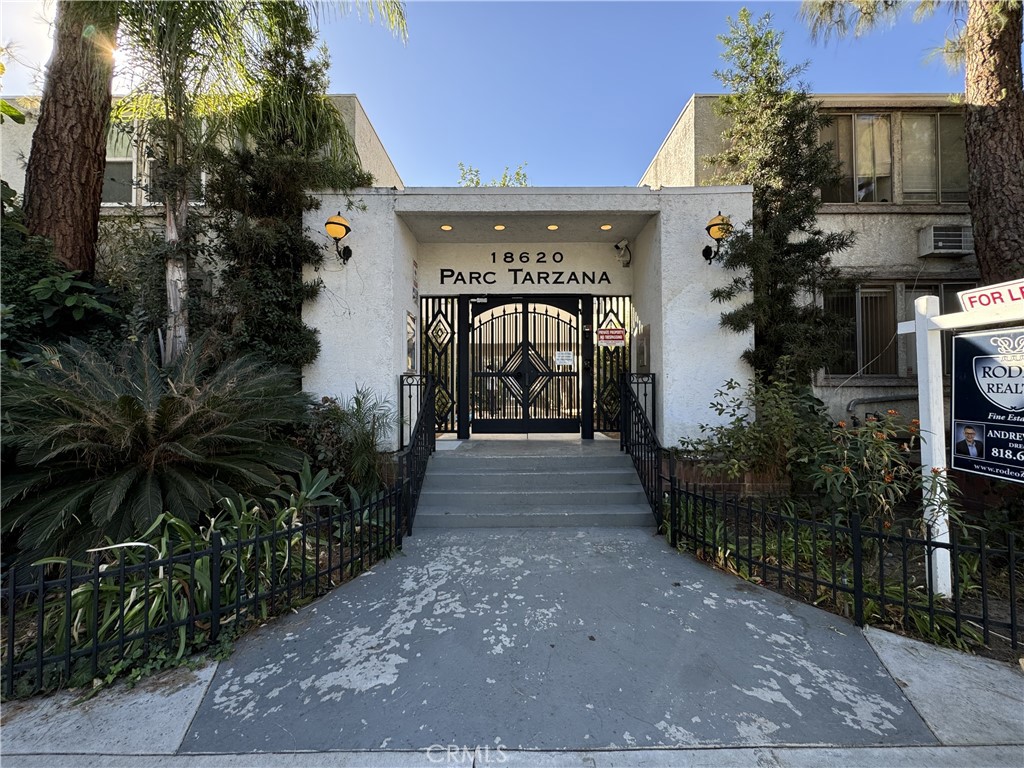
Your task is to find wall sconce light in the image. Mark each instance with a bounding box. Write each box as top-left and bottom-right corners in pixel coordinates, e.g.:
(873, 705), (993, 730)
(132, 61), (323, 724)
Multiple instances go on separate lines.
(325, 212), (353, 265)
(703, 211), (732, 264)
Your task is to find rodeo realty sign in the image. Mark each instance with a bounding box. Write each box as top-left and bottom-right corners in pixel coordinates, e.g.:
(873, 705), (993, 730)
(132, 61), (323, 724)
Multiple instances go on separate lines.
(951, 326), (1024, 484)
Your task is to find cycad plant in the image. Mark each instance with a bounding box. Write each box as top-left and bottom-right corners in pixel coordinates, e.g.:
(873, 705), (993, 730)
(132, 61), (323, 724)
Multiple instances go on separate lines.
(1, 337), (313, 560)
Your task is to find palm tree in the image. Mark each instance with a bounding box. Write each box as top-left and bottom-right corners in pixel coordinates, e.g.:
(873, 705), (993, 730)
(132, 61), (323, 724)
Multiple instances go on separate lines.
(20, 1), (408, 359)
(800, 0), (1024, 285)
(116, 0), (407, 362)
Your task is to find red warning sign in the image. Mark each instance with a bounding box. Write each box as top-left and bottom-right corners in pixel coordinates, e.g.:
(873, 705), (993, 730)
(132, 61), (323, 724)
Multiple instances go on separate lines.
(597, 328), (626, 347)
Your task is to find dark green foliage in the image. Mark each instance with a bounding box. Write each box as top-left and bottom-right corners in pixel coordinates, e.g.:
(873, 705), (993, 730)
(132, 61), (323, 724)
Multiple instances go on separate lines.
(1, 335), (313, 561)
(706, 10), (854, 383)
(202, 3), (372, 371)
(678, 366), (832, 486)
(1, 180), (123, 359)
(290, 388), (398, 498)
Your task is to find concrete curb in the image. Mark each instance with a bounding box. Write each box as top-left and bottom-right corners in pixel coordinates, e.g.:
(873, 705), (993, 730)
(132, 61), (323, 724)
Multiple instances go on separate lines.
(3, 745), (1023, 768)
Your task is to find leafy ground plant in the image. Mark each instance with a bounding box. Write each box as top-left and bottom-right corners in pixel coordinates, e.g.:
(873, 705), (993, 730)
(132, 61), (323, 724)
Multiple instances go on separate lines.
(1, 336), (312, 561)
(291, 386), (398, 497)
(2, 476), (399, 698)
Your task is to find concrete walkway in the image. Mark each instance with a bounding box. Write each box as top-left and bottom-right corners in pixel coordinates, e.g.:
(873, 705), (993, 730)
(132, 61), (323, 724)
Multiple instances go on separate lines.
(3, 525), (1021, 767)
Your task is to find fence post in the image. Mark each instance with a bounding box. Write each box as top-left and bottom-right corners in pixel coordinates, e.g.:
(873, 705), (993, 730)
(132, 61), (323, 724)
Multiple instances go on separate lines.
(619, 373), (627, 452)
(210, 533), (222, 643)
(911, 296), (952, 597)
(669, 452), (678, 549)
(851, 513), (865, 627)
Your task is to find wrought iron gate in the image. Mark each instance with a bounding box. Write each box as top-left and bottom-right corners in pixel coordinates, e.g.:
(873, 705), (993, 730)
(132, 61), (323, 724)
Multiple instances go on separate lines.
(420, 295), (632, 436)
(594, 296), (633, 433)
(469, 297), (582, 433)
(421, 297), (458, 433)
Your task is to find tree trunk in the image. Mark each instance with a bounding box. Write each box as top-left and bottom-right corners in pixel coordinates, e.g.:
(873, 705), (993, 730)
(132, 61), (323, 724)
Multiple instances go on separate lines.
(161, 113), (191, 364)
(964, 1), (1024, 285)
(163, 183), (190, 364)
(22, 1), (118, 277)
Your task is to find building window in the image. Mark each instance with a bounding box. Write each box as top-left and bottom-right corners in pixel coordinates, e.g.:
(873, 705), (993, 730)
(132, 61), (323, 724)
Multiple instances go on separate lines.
(902, 113), (968, 203)
(826, 282), (976, 378)
(826, 286), (898, 375)
(101, 128), (135, 205)
(820, 113), (892, 203)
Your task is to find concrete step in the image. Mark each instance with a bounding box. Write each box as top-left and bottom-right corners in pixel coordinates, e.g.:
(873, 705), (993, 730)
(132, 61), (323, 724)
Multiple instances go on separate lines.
(418, 485), (648, 508)
(426, 453), (632, 473)
(413, 440), (653, 529)
(413, 504), (654, 528)
(421, 468), (639, 492)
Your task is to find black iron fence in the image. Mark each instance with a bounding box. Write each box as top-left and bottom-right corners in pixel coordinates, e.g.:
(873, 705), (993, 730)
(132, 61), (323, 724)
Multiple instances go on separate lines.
(619, 373), (662, 525)
(397, 374), (436, 534)
(2, 377), (438, 699)
(2, 491), (402, 698)
(619, 380), (1023, 656)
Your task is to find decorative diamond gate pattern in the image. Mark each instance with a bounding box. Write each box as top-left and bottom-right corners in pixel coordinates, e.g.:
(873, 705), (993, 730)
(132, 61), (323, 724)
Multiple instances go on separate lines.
(419, 295), (632, 435)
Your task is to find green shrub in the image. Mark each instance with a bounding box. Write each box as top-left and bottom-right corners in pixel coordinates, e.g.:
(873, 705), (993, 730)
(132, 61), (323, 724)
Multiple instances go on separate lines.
(1, 336), (313, 561)
(678, 367), (831, 485)
(7, 469), (398, 696)
(807, 409), (960, 526)
(291, 387), (398, 497)
(1, 181), (123, 359)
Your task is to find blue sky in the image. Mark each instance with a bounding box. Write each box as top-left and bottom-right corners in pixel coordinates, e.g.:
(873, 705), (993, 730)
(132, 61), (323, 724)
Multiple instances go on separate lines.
(2, 1), (967, 187)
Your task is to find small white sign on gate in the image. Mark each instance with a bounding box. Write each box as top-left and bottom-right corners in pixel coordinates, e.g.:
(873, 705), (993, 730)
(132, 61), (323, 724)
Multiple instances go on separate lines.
(555, 351), (574, 367)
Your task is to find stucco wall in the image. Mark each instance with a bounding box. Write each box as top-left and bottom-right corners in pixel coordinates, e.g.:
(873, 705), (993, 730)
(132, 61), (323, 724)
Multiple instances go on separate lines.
(306, 185), (756, 447)
(639, 95), (730, 189)
(345, 95), (404, 189)
(657, 186), (753, 443)
(303, 190), (400, 422)
(639, 95), (697, 188)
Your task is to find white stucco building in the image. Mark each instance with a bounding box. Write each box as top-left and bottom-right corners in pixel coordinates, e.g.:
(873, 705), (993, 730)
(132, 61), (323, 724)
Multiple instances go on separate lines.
(305, 184), (751, 444)
(3, 91), (978, 444)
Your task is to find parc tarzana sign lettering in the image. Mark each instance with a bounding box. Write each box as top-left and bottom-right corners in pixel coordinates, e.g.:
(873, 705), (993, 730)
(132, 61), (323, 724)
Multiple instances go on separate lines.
(439, 251), (612, 287)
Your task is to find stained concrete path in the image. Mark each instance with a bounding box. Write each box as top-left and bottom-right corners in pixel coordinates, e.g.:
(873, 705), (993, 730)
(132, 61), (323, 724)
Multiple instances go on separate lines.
(3, 527), (1023, 767)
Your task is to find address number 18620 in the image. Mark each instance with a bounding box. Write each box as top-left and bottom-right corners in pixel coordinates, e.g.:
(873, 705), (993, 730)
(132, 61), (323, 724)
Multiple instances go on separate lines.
(491, 251), (564, 264)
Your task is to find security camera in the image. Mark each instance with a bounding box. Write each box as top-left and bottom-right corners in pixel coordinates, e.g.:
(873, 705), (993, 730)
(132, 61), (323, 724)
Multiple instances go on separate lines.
(613, 238), (632, 267)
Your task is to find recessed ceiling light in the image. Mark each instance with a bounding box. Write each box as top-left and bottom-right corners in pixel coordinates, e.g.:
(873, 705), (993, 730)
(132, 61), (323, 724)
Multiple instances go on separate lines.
(600, 224), (613, 231)
(440, 224), (453, 231)
(494, 224), (506, 231)
(547, 224), (559, 231)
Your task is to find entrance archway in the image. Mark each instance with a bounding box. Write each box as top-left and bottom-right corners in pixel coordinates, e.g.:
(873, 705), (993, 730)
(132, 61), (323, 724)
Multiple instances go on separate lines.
(470, 296), (583, 434)
(420, 295), (632, 439)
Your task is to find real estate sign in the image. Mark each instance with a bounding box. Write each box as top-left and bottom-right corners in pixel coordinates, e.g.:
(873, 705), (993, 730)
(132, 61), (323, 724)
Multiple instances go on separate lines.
(950, 326), (1024, 484)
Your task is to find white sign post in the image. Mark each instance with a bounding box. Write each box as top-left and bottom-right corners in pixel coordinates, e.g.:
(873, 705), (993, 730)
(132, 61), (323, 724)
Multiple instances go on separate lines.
(898, 289), (1024, 598)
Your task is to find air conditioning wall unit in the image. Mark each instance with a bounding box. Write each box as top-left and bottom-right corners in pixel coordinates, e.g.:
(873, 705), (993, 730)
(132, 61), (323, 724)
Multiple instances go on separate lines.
(918, 224), (974, 257)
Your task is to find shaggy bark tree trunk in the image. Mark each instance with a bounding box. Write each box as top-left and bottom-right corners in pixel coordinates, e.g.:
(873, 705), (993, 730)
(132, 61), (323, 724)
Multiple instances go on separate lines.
(964, 1), (1024, 285)
(22, 1), (118, 277)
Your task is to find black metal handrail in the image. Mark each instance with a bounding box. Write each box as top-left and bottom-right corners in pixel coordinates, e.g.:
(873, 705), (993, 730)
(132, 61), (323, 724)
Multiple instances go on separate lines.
(397, 374), (436, 535)
(619, 373), (667, 526)
(398, 373), (428, 450)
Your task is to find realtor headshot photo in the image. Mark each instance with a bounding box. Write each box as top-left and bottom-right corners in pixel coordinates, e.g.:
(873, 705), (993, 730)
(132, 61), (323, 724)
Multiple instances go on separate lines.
(954, 423), (986, 459)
